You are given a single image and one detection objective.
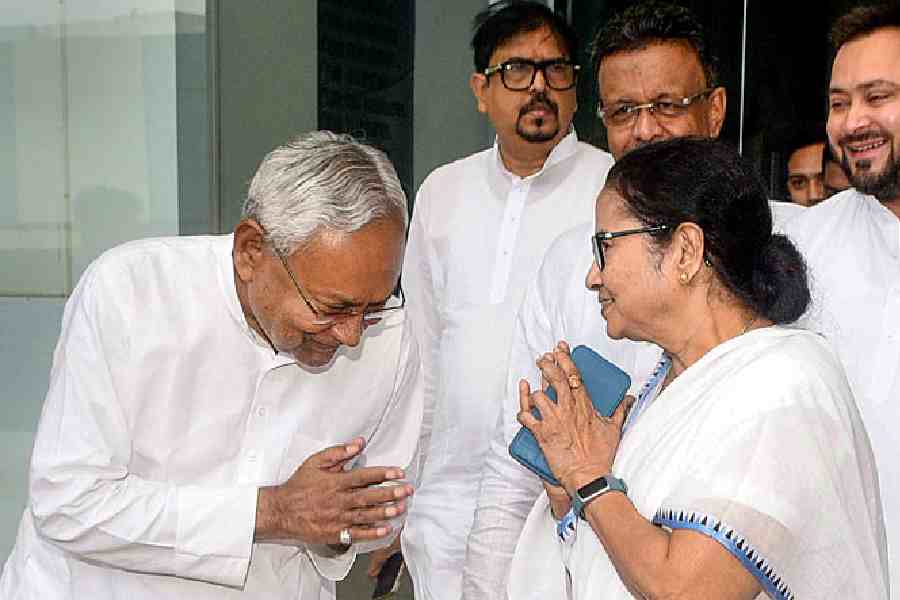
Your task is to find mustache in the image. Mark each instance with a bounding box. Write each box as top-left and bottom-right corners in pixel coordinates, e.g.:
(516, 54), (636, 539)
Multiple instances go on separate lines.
(519, 92), (558, 118)
(839, 129), (891, 146)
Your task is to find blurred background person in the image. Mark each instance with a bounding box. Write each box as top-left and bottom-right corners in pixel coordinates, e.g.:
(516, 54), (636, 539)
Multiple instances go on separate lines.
(786, 140), (826, 206)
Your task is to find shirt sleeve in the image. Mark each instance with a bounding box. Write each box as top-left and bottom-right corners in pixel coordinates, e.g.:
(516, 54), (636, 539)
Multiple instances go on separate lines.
(400, 184), (441, 486)
(28, 262), (256, 588)
(462, 265), (552, 599)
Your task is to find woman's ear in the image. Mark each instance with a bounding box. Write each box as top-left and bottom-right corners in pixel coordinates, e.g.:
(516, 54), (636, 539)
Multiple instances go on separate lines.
(233, 219), (266, 283)
(672, 222), (706, 284)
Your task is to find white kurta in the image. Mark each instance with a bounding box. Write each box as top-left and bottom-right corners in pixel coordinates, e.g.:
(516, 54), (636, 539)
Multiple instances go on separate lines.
(0, 235), (423, 600)
(509, 327), (888, 600)
(785, 188), (900, 594)
(463, 201), (805, 598)
(401, 131), (614, 600)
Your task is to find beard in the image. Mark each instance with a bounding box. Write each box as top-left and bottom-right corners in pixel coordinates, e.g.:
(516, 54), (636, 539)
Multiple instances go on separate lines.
(516, 92), (559, 143)
(838, 131), (900, 202)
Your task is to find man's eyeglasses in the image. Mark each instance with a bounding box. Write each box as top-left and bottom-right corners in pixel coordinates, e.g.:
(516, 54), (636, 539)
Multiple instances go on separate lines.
(276, 252), (405, 325)
(592, 225), (669, 270)
(596, 88), (715, 127)
(483, 58), (580, 91)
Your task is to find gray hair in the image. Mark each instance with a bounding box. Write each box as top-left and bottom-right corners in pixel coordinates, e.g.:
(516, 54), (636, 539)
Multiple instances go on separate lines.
(242, 130), (408, 255)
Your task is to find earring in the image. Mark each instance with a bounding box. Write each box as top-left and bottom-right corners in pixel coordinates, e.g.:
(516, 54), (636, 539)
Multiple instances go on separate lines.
(679, 272), (689, 284)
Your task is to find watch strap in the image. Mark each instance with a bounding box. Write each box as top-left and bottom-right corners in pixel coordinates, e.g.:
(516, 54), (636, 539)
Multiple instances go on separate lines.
(572, 474), (627, 519)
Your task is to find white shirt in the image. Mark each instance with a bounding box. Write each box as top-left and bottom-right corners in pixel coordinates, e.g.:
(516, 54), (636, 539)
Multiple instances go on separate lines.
(785, 188), (900, 594)
(0, 235), (423, 600)
(463, 200), (805, 599)
(400, 131), (614, 600)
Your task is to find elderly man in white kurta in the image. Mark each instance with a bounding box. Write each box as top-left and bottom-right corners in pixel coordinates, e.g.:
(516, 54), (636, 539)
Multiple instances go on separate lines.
(399, 4), (613, 599)
(0, 131), (423, 600)
(784, 5), (900, 591)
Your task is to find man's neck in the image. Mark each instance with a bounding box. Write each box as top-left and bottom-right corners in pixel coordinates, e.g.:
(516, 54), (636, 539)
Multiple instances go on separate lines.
(497, 136), (561, 178)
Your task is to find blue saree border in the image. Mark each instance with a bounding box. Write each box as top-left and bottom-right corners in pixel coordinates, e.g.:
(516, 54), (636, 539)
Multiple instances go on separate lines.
(652, 508), (794, 600)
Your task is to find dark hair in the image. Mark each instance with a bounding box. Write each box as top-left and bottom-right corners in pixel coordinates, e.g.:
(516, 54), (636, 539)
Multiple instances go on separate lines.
(471, 1), (578, 73)
(606, 137), (809, 324)
(782, 121), (827, 160)
(591, 1), (718, 88)
(830, 3), (900, 51)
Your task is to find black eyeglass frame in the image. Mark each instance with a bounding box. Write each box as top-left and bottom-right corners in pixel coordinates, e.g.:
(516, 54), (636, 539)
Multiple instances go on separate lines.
(592, 225), (670, 270)
(275, 251), (405, 325)
(596, 88), (715, 126)
(482, 58), (581, 91)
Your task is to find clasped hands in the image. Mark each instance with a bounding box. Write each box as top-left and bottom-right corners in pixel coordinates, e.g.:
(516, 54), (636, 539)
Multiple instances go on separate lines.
(255, 437), (412, 547)
(517, 341), (631, 516)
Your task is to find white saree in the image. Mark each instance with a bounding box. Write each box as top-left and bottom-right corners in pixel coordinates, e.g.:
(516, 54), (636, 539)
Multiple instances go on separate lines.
(509, 327), (889, 599)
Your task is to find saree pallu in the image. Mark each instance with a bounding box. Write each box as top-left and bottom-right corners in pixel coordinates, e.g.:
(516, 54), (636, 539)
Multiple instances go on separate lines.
(510, 327), (888, 599)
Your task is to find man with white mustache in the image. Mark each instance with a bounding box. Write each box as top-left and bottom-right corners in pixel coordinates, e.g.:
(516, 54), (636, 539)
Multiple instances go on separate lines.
(785, 3), (900, 592)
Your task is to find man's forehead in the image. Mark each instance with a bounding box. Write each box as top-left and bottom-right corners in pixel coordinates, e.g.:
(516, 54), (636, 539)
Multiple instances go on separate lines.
(788, 143), (825, 172)
(831, 27), (900, 89)
(598, 41), (707, 101)
(490, 26), (568, 61)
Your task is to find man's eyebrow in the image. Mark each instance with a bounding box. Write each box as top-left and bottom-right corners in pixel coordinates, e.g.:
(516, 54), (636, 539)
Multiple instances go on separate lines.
(318, 290), (394, 310)
(830, 79), (900, 94)
(605, 91), (684, 104)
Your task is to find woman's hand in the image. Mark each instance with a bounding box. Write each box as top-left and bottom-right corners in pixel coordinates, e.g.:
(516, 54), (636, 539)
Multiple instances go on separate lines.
(517, 341), (630, 496)
(544, 481), (572, 519)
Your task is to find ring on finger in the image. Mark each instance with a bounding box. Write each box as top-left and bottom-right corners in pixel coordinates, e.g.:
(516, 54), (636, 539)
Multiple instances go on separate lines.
(568, 374), (582, 389)
(339, 528), (352, 546)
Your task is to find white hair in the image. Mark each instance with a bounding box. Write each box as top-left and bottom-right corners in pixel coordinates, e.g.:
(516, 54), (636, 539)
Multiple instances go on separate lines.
(242, 130), (408, 254)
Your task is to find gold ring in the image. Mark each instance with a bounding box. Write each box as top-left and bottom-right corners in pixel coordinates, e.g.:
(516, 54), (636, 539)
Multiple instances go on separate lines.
(568, 374), (582, 389)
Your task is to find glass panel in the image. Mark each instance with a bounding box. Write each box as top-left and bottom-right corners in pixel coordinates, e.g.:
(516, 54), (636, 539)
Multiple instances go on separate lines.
(742, 1), (862, 205)
(0, 0), (206, 559)
(0, 1), (68, 296)
(318, 1), (415, 201)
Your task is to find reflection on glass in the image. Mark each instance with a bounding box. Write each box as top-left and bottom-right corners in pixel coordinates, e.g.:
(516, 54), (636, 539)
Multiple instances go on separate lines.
(0, 1), (207, 296)
(317, 0), (414, 202)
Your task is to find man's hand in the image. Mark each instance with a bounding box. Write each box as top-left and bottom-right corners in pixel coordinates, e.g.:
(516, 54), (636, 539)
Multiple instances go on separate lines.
(255, 437), (413, 546)
(367, 533), (402, 578)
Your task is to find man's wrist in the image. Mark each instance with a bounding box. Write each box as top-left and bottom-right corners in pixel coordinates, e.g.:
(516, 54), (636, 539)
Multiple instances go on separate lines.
(254, 486), (281, 541)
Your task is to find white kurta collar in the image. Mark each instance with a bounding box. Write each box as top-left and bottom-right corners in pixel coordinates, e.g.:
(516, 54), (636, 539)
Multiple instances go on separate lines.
(490, 128), (579, 183)
(214, 234), (294, 361)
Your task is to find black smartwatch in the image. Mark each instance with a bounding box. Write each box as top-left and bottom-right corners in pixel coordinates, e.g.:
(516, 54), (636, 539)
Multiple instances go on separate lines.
(571, 474), (627, 519)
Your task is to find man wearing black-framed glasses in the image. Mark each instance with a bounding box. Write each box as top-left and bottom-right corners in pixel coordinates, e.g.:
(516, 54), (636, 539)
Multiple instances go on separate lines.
(401, 2), (615, 599)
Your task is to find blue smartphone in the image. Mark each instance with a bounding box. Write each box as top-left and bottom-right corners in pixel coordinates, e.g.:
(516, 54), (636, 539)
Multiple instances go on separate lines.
(508, 345), (631, 486)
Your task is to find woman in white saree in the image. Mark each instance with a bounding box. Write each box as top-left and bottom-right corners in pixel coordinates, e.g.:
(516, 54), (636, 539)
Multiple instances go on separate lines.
(509, 138), (888, 599)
